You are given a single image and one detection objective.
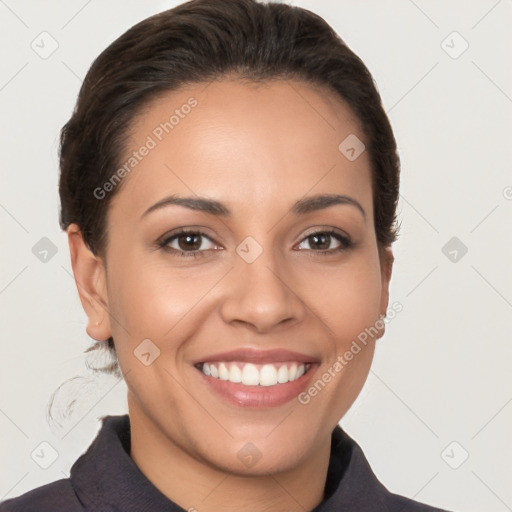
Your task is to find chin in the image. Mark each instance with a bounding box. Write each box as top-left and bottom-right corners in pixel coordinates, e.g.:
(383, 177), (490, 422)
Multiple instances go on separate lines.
(210, 441), (311, 477)
(197, 423), (320, 476)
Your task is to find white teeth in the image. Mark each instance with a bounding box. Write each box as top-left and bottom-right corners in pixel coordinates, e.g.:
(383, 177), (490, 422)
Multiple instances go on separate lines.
(218, 362), (229, 380)
(289, 363), (297, 381)
(277, 364), (288, 383)
(260, 364), (278, 386)
(199, 361), (310, 386)
(229, 364), (242, 383)
(241, 363), (260, 386)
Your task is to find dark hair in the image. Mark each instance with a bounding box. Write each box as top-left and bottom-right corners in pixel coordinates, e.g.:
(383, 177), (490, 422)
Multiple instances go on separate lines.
(58, 0), (400, 373)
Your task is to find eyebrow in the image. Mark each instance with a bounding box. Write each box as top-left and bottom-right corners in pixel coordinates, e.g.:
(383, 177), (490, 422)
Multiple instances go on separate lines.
(140, 193), (366, 219)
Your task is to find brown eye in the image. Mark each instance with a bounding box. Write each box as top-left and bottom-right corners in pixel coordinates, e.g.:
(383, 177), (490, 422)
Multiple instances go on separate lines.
(307, 233), (331, 250)
(176, 233), (203, 251)
(296, 230), (352, 254)
(159, 230), (218, 256)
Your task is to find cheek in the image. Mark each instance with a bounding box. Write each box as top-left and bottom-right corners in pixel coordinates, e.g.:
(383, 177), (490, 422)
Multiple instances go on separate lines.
(104, 259), (205, 402)
(105, 256), (223, 346)
(310, 257), (383, 345)
(299, 260), (382, 415)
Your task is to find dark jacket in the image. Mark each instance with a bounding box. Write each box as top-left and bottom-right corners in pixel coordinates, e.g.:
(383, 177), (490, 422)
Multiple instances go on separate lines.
(0, 415), (451, 511)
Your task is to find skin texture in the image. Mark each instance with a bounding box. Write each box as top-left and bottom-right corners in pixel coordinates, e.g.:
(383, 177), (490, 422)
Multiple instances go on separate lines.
(67, 78), (393, 512)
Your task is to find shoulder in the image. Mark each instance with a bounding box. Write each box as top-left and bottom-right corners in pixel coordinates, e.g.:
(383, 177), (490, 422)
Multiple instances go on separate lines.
(0, 478), (83, 512)
(327, 425), (454, 512)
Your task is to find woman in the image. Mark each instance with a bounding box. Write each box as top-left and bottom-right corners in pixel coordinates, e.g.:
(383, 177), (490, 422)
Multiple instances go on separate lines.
(0, 0), (453, 510)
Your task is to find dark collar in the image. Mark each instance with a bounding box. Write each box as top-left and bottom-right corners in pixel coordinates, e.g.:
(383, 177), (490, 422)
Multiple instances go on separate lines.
(71, 415), (181, 511)
(68, 415), (426, 511)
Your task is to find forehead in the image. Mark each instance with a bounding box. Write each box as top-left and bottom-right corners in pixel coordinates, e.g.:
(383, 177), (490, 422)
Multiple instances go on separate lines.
(109, 78), (373, 222)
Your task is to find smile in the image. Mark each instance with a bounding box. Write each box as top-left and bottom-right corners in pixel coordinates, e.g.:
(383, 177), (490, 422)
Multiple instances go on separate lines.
(196, 361), (312, 386)
(192, 348), (319, 407)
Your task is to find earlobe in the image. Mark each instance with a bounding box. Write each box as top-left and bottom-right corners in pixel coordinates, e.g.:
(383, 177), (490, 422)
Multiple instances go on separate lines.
(67, 224), (112, 341)
(381, 246), (394, 289)
(377, 246), (394, 339)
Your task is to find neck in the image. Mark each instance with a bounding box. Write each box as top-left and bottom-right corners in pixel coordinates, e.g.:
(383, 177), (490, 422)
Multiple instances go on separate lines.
(128, 401), (332, 512)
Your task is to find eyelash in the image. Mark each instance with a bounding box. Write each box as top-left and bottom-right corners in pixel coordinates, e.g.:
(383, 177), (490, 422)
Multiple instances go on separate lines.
(157, 228), (353, 258)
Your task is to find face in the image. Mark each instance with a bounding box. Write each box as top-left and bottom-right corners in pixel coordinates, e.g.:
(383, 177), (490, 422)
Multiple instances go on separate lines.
(71, 78), (392, 476)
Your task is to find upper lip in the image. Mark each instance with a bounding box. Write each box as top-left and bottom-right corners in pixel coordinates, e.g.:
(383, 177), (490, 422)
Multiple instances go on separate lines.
(192, 348), (319, 365)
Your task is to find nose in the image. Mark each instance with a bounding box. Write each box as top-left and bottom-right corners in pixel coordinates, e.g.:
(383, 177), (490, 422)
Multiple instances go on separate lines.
(219, 244), (306, 334)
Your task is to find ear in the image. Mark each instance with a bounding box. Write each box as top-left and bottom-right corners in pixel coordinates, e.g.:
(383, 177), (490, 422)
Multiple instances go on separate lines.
(377, 245), (394, 339)
(67, 224), (112, 341)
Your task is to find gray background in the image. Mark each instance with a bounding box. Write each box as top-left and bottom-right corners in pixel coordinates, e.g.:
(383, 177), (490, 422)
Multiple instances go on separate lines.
(1, 1), (511, 510)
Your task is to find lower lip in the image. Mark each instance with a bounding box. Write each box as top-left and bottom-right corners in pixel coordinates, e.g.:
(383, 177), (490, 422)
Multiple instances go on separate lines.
(195, 364), (318, 408)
